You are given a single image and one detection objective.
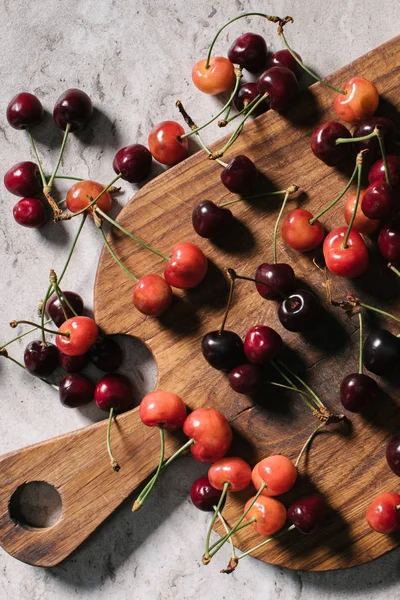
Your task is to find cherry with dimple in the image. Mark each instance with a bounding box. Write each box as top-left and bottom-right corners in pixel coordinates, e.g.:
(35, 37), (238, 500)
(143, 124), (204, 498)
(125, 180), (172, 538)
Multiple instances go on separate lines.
(7, 92), (44, 130)
(59, 373), (95, 408)
(255, 263), (295, 301)
(282, 209), (325, 253)
(148, 121), (189, 166)
(369, 155), (400, 187)
(4, 161), (41, 197)
(252, 455), (297, 496)
(269, 49), (302, 79)
(333, 77), (379, 123)
(366, 492), (400, 533)
(13, 198), (47, 228)
(244, 325), (283, 364)
(53, 88), (93, 131)
(220, 155), (258, 195)
(361, 182), (393, 220)
(257, 66), (299, 111)
(133, 274), (173, 317)
(278, 289), (319, 332)
(113, 144), (153, 183)
(192, 57), (236, 95)
(228, 33), (268, 73)
(190, 477), (223, 512)
(56, 316), (98, 357)
(311, 121), (352, 167)
(323, 227), (369, 279)
(23, 340), (58, 377)
(234, 83), (269, 115)
(192, 201), (233, 239)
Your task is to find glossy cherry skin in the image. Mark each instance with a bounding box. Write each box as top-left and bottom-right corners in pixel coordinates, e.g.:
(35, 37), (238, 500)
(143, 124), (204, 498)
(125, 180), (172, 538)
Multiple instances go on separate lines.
(90, 336), (123, 372)
(94, 373), (134, 412)
(192, 57), (236, 95)
(53, 88), (93, 131)
(46, 291), (84, 327)
(148, 121), (188, 166)
(228, 364), (262, 395)
(234, 82), (269, 114)
(190, 476), (223, 511)
(254, 455), (297, 496)
(113, 144), (153, 183)
(56, 316), (98, 357)
(7, 92), (43, 129)
(369, 155), (400, 187)
(255, 263), (295, 300)
(192, 201), (233, 239)
(353, 117), (395, 161)
(386, 434), (400, 476)
(183, 408), (233, 463)
(340, 373), (379, 412)
(13, 198), (46, 228)
(257, 66), (299, 111)
(58, 351), (88, 373)
(244, 325), (283, 364)
(363, 329), (400, 376)
(282, 209), (325, 252)
(220, 155), (258, 195)
(323, 227), (368, 278)
(366, 492), (400, 533)
(208, 457), (252, 491)
(228, 33), (268, 73)
(24, 341), (58, 377)
(133, 274), (173, 317)
(333, 77), (379, 123)
(269, 49), (302, 79)
(4, 161), (41, 197)
(66, 180), (112, 215)
(361, 182), (392, 220)
(164, 242), (207, 289)
(201, 330), (245, 371)
(310, 121), (352, 166)
(278, 290), (318, 332)
(59, 373), (95, 408)
(378, 217), (400, 263)
(344, 191), (379, 234)
(139, 390), (186, 430)
(244, 495), (287, 536)
(287, 495), (326, 534)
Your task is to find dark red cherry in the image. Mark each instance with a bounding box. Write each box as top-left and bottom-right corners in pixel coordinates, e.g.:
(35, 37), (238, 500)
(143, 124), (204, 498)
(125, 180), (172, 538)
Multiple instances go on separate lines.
(228, 364), (262, 395)
(378, 217), (400, 263)
(53, 89), (93, 131)
(113, 144), (153, 183)
(257, 66), (299, 111)
(24, 341), (58, 377)
(46, 291), (84, 327)
(59, 373), (95, 408)
(340, 373), (379, 412)
(192, 201), (233, 239)
(58, 351), (89, 373)
(255, 263), (295, 300)
(90, 337), (123, 372)
(6, 92), (44, 129)
(233, 83), (269, 115)
(353, 117), (395, 161)
(94, 373), (135, 412)
(190, 476), (223, 511)
(201, 330), (245, 371)
(310, 122), (352, 166)
(288, 495), (326, 534)
(369, 155), (400, 187)
(269, 49), (302, 79)
(363, 329), (400, 376)
(220, 155), (258, 194)
(386, 434), (400, 476)
(13, 198), (46, 228)
(278, 290), (318, 332)
(227, 33), (268, 73)
(4, 161), (41, 197)
(361, 181), (393, 220)
(244, 325), (283, 364)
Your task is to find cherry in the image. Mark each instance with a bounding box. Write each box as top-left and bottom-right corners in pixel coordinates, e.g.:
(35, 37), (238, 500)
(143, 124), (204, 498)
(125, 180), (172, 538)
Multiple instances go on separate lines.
(183, 408), (233, 463)
(190, 476), (223, 512)
(208, 457), (252, 491)
(244, 495), (287, 536)
(90, 336), (123, 372)
(386, 434), (400, 477)
(94, 373), (134, 412)
(361, 182), (392, 220)
(148, 121), (189, 166)
(58, 351), (88, 373)
(269, 49), (302, 79)
(220, 155), (258, 194)
(6, 92), (44, 129)
(363, 329), (400, 376)
(234, 82), (269, 114)
(46, 291), (84, 327)
(352, 117), (395, 161)
(344, 191), (379, 234)
(228, 33), (268, 73)
(65, 180), (112, 215)
(228, 363), (262, 395)
(257, 66), (299, 111)
(4, 161), (41, 197)
(139, 390), (186, 430)
(133, 274), (173, 317)
(164, 242), (207, 289)
(340, 373), (379, 412)
(369, 155), (400, 187)
(113, 144), (153, 183)
(255, 263), (295, 300)
(56, 316), (98, 356)
(282, 209), (325, 252)
(244, 325), (283, 364)
(24, 340), (58, 376)
(310, 122), (352, 166)
(287, 495), (326, 534)
(378, 217), (400, 263)
(59, 373), (95, 408)
(366, 492), (400, 533)
(278, 290), (318, 332)
(333, 77), (379, 123)
(201, 330), (245, 371)
(192, 57), (236, 95)
(192, 201), (233, 239)
(323, 227), (369, 278)
(13, 198), (46, 228)
(253, 455), (297, 496)
(53, 88), (93, 131)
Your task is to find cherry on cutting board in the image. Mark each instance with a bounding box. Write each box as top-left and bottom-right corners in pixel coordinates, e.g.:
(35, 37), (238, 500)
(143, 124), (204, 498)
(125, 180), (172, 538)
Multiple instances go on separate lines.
(363, 329), (400, 375)
(361, 182), (392, 220)
(133, 274), (173, 316)
(333, 77), (379, 123)
(344, 191), (379, 235)
(192, 201), (233, 239)
(323, 227), (369, 279)
(278, 290), (318, 332)
(257, 66), (299, 111)
(378, 217), (400, 263)
(287, 495), (326, 534)
(220, 155), (258, 194)
(352, 117), (395, 160)
(369, 155), (400, 186)
(386, 434), (400, 476)
(340, 373), (379, 412)
(269, 49), (302, 79)
(164, 242), (208, 289)
(202, 330), (245, 371)
(282, 209), (325, 253)
(310, 122), (352, 166)
(183, 408), (232, 463)
(255, 263), (295, 300)
(244, 325), (283, 364)
(234, 82), (269, 115)
(228, 363), (262, 395)
(366, 492), (400, 533)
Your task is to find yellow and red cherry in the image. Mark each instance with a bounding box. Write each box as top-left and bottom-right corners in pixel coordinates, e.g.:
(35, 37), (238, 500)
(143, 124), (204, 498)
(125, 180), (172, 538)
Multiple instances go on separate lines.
(202, 330), (245, 371)
(24, 340), (58, 377)
(344, 191), (379, 234)
(164, 242), (207, 289)
(278, 290), (318, 332)
(378, 217), (400, 263)
(310, 121), (352, 166)
(90, 336), (123, 372)
(58, 351), (88, 373)
(254, 455), (297, 496)
(192, 201), (233, 239)
(220, 155), (258, 194)
(228, 363), (262, 395)
(282, 209), (325, 252)
(363, 329), (400, 376)
(13, 198), (46, 228)
(46, 291), (84, 327)
(59, 373), (95, 408)
(369, 155), (400, 187)
(386, 434), (400, 477)
(183, 408), (232, 463)
(234, 82), (269, 114)
(361, 182), (392, 220)
(56, 316), (98, 356)
(94, 373), (134, 413)
(244, 325), (283, 364)
(4, 161), (41, 197)
(113, 144), (153, 183)
(255, 263), (295, 300)
(148, 121), (189, 166)
(208, 457), (252, 492)
(340, 373), (379, 412)
(269, 49), (302, 79)
(192, 57), (236, 95)
(190, 476), (223, 512)
(366, 492), (400, 533)
(66, 180), (112, 215)
(228, 33), (268, 73)
(287, 495), (326, 534)
(257, 66), (299, 111)
(7, 92), (44, 129)
(353, 117), (395, 160)
(323, 227), (369, 278)
(139, 390), (187, 430)
(244, 495), (287, 536)
(133, 274), (173, 316)
(53, 88), (93, 131)
(333, 77), (379, 123)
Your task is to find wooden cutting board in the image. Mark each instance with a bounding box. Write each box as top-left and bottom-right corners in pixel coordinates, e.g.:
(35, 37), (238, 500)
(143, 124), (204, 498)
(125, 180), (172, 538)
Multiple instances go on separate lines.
(0, 35), (399, 571)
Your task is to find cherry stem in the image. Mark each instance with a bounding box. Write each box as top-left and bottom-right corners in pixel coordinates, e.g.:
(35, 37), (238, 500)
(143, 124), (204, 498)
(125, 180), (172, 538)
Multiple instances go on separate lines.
(216, 507), (237, 561)
(54, 175), (83, 181)
(54, 286), (69, 321)
(274, 360), (326, 411)
(309, 162), (358, 225)
(376, 128), (391, 188)
(95, 207), (170, 262)
(336, 128), (380, 145)
(219, 270), (236, 334)
(219, 186), (297, 208)
(388, 263), (400, 278)
(219, 94), (262, 127)
(134, 426), (165, 508)
(0, 349), (59, 391)
(208, 518), (256, 552)
(358, 312), (364, 375)
(396, 505), (400, 510)
(233, 524), (295, 563)
(48, 123), (71, 189)
(59, 174), (122, 221)
(99, 226), (139, 282)
(0, 321), (51, 351)
(341, 151), (365, 250)
(230, 269), (289, 301)
(106, 407), (120, 472)
(295, 422), (326, 468)
(358, 302), (400, 325)
(10, 320), (70, 337)
(27, 129), (48, 188)
(205, 482), (229, 558)
(273, 189), (291, 263)
(267, 380), (316, 408)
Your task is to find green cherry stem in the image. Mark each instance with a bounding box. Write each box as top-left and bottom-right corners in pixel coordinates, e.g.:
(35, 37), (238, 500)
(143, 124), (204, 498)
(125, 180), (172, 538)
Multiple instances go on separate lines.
(341, 151), (365, 249)
(309, 162), (358, 225)
(267, 380), (316, 408)
(99, 226), (139, 283)
(275, 359), (325, 411)
(388, 263), (400, 277)
(273, 189), (291, 264)
(219, 185), (297, 208)
(336, 130), (378, 145)
(295, 423), (326, 468)
(218, 93), (262, 127)
(358, 312), (364, 375)
(107, 407), (120, 472)
(48, 123), (71, 189)
(376, 128), (391, 187)
(59, 174), (122, 221)
(208, 518), (256, 553)
(0, 349), (59, 391)
(10, 320), (70, 337)
(231, 524), (295, 565)
(53, 285), (69, 321)
(216, 508), (237, 563)
(204, 482), (229, 559)
(219, 269), (236, 334)
(228, 269), (289, 301)
(134, 427), (166, 507)
(358, 302), (400, 325)
(54, 175), (84, 181)
(270, 362), (316, 413)
(58, 214), (87, 284)
(27, 129), (48, 187)
(0, 321), (52, 351)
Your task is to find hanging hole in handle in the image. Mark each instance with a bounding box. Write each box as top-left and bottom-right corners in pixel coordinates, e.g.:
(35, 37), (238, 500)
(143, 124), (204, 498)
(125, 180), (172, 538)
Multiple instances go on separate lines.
(9, 481), (62, 529)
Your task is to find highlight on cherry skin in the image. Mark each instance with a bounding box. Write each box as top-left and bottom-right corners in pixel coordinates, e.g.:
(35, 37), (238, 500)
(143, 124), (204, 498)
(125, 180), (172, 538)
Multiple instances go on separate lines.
(190, 476), (224, 512)
(192, 57), (236, 95)
(7, 92), (44, 130)
(310, 121), (352, 166)
(139, 390), (187, 430)
(148, 120), (189, 166)
(46, 290), (84, 327)
(66, 180), (113, 215)
(244, 495), (287, 536)
(344, 191), (379, 235)
(255, 262), (295, 301)
(257, 66), (299, 112)
(228, 363), (262, 395)
(164, 242), (208, 289)
(182, 408), (233, 463)
(366, 492), (400, 533)
(113, 144), (153, 183)
(252, 455), (297, 496)
(333, 77), (379, 123)
(228, 32), (268, 73)
(56, 316), (99, 356)
(53, 88), (93, 131)
(13, 197), (47, 228)
(59, 373), (95, 408)
(202, 329), (245, 371)
(244, 325), (283, 364)
(282, 209), (325, 253)
(323, 227), (369, 279)
(133, 274), (173, 317)
(4, 161), (41, 197)
(208, 457), (252, 492)
(192, 200), (233, 239)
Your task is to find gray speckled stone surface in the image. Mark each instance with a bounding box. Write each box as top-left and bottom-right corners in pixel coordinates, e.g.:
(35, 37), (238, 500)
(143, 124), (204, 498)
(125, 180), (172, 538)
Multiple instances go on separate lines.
(1, 1), (399, 598)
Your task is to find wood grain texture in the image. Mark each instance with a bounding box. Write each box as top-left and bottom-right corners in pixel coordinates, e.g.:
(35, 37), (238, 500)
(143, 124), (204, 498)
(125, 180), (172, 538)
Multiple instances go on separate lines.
(0, 35), (399, 570)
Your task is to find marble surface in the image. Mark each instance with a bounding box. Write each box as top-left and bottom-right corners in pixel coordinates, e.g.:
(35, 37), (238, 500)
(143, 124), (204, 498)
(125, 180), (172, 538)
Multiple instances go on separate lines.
(1, 0), (399, 598)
